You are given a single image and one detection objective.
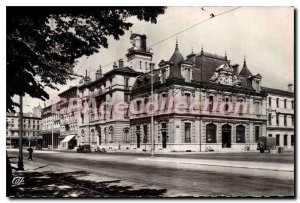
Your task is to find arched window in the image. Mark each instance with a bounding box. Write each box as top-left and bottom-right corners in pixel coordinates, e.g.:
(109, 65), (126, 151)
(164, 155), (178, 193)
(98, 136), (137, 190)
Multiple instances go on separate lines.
(91, 129), (95, 144)
(81, 129), (85, 137)
(206, 123), (216, 143)
(236, 125), (245, 143)
(109, 126), (114, 143)
(124, 128), (130, 143)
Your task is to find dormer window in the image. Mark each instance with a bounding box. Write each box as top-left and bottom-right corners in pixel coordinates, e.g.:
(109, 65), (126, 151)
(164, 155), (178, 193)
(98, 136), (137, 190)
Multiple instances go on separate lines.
(161, 69), (166, 83)
(185, 68), (191, 82)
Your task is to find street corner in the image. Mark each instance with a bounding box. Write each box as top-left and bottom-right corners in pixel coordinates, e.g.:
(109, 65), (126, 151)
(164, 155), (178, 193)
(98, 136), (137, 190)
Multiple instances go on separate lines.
(8, 168), (168, 198)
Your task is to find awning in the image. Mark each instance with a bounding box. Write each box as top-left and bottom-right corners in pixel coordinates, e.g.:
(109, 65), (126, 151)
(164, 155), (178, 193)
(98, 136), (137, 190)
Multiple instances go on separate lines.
(61, 135), (75, 143)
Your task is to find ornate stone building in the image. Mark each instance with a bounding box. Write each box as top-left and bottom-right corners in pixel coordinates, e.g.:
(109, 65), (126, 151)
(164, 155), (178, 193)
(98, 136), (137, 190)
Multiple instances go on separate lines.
(76, 61), (142, 149)
(40, 33), (294, 153)
(130, 39), (268, 152)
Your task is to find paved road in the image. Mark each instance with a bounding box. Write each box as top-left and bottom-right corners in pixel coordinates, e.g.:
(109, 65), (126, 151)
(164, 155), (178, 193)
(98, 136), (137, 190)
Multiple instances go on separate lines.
(8, 151), (294, 197)
(29, 148), (294, 163)
(101, 151), (295, 164)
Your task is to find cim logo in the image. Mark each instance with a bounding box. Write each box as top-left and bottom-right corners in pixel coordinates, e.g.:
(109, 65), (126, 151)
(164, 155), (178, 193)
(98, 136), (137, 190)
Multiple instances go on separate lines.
(12, 177), (24, 187)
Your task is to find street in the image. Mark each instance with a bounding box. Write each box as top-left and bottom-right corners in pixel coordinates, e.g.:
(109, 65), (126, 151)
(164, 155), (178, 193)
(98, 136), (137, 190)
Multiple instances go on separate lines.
(7, 150), (294, 197)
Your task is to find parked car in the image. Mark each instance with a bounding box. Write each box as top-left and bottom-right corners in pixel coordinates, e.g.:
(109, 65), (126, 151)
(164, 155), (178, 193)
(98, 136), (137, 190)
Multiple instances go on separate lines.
(257, 136), (276, 153)
(94, 145), (107, 153)
(35, 145), (42, 150)
(77, 145), (92, 153)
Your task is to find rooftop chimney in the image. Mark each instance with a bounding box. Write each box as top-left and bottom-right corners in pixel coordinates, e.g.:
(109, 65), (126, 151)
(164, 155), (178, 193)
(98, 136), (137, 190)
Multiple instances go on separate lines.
(119, 59), (124, 68)
(113, 62), (118, 69)
(95, 65), (102, 80)
(95, 70), (101, 80)
(288, 83), (294, 93)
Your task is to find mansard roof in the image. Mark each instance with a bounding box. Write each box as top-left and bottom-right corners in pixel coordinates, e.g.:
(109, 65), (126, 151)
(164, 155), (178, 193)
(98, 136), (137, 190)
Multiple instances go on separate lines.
(191, 51), (255, 90)
(239, 59), (253, 78)
(132, 70), (160, 89)
(179, 58), (193, 66)
(58, 86), (78, 97)
(79, 66), (142, 90)
(261, 86), (294, 97)
(168, 62), (184, 81)
(192, 51), (228, 82)
(169, 41), (184, 68)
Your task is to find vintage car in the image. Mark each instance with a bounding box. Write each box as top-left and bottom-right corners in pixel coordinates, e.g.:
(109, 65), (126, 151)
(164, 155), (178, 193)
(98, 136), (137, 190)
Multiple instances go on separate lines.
(257, 136), (276, 153)
(76, 144), (92, 153)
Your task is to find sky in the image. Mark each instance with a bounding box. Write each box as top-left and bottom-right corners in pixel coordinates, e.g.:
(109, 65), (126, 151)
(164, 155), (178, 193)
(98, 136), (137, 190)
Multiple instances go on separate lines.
(16, 6), (294, 113)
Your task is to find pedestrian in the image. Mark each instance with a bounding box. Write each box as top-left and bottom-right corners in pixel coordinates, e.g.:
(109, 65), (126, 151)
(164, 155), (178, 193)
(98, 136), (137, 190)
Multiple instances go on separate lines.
(27, 146), (33, 160)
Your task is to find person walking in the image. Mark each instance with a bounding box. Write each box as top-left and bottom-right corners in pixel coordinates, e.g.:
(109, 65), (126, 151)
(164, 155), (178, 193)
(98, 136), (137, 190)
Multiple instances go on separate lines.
(27, 146), (33, 161)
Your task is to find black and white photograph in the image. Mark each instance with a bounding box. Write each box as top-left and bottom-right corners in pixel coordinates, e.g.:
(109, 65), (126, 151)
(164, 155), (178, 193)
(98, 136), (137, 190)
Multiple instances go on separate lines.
(4, 3), (295, 199)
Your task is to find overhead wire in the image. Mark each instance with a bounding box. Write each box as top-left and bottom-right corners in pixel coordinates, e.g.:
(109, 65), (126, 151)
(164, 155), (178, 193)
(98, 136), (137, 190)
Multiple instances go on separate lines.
(80, 6), (241, 74)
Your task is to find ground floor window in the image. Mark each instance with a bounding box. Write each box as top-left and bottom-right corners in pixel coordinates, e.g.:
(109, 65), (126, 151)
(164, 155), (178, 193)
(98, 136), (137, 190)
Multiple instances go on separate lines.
(268, 134), (272, 137)
(276, 134), (280, 146)
(109, 127), (114, 143)
(184, 123), (191, 143)
(284, 134), (288, 146)
(143, 125), (148, 143)
(291, 135), (294, 146)
(255, 126), (260, 142)
(236, 125), (245, 143)
(124, 128), (130, 143)
(206, 123), (216, 143)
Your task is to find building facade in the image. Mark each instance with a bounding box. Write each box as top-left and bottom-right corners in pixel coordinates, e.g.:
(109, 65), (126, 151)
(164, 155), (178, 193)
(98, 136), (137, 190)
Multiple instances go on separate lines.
(76, 61), (142, 149)
(58, 86), (79, 149)
(130, 40), (268, 152)
(40, 104), (60, 148)
(39, 33), (294, 152)
(263, 85), (294, 150)
(6, 112), (42, 147)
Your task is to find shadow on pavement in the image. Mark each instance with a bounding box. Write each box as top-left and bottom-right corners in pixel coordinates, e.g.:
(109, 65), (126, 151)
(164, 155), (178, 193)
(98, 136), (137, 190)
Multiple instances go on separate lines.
(9, 170), (167, 198)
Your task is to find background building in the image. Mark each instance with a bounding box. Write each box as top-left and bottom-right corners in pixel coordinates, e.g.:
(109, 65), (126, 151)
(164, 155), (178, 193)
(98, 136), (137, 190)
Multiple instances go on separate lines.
(6, 112), (42, 147)
(263, 84), (294, 150)
(40, 104), (60, 149)
(58, 86), (79, 149)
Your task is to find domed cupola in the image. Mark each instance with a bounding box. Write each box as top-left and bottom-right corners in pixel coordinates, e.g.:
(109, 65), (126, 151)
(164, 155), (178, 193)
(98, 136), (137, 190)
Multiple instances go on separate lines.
(169, 39), (184, 68)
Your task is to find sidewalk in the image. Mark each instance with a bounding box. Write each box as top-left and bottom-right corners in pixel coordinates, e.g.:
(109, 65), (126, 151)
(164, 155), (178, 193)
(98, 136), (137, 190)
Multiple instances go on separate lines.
(137, 157), (294, 172)
(8, 159), (167, 197)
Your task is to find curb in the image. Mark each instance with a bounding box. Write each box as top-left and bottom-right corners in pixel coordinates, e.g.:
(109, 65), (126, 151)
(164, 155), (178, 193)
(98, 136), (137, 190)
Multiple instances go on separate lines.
(137, 158), (294, 172)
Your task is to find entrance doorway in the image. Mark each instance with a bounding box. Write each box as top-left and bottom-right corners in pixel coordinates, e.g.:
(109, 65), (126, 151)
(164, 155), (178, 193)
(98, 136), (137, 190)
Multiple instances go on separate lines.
(137, 134), (141, 148)
(222, 124), (231, 148)
(162, 132), (167, 148)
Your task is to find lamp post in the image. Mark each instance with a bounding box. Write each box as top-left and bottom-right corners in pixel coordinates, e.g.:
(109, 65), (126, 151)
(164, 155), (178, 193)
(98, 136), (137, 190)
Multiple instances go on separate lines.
(150, 62), (155, 158)
(8, 122), (12, 149)
(17, 95), (24, 170)
(51, 100), (54, 151)
(88, 111), (91, 146)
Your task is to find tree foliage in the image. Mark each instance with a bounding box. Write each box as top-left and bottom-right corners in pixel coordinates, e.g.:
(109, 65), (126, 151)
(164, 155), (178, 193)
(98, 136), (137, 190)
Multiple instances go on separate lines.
(7, 7), (166, 112)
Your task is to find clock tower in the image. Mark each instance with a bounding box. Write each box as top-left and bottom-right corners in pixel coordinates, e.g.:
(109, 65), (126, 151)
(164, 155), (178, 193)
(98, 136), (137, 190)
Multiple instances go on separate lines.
(126, 33), (153, 73)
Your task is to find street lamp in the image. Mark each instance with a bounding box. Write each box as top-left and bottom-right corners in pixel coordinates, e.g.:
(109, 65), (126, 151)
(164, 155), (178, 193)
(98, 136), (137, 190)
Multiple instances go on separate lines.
(24, 104), (30, 147)
(17, 95), (24, 170)
(150, 62), (155, 158)
(51, 100), (54, 151)
(8, 122), (12, 149)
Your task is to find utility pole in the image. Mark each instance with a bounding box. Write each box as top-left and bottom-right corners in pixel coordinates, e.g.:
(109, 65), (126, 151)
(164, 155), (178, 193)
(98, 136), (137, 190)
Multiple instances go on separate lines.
(51, 100), (54, 151)
(88, 111), (90, 146)
(9, 123), (12, 149)
(150, 62), (155, 158)
(17, 95), (24, 170)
